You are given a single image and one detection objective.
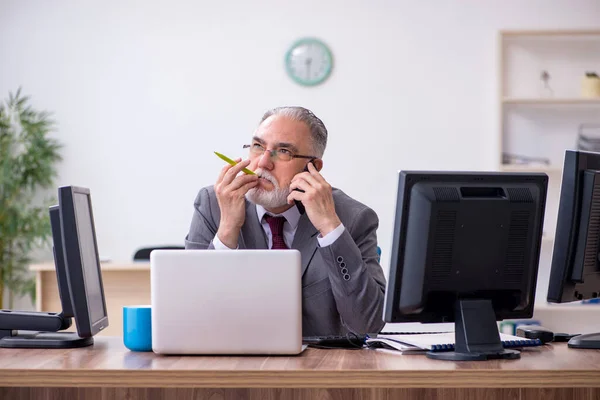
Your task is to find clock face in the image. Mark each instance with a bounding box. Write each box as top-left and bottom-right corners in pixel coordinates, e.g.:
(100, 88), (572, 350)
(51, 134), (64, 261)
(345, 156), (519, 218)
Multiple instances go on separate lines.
(285, 38), (333, 86)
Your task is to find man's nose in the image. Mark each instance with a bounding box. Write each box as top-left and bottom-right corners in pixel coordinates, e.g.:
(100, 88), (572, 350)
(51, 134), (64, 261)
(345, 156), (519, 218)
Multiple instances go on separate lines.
(257, 150), (274, 170)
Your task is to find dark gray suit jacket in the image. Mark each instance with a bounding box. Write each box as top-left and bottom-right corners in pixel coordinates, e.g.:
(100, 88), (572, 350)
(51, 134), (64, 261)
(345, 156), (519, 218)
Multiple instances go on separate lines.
(184, 186), (387, 336)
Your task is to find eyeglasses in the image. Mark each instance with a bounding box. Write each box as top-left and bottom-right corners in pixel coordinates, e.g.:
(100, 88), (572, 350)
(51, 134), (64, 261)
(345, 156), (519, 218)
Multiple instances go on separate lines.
(243, 143), (316, 162)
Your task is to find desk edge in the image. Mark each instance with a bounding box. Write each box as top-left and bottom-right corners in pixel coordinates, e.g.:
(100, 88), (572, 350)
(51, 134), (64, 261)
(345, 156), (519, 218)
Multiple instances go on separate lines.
(1, 370), (600, 388)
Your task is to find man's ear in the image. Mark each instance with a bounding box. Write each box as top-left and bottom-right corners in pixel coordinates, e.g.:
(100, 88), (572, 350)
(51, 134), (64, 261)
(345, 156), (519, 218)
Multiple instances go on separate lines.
(312, 159), (323, 172)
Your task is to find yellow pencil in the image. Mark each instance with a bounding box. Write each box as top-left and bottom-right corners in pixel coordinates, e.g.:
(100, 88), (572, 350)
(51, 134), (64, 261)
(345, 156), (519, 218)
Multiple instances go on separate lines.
(214, 152), (256, 175)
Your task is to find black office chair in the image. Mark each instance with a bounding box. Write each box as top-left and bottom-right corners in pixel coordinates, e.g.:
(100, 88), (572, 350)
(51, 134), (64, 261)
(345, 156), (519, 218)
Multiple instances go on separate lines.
(133, 246), (185, 261)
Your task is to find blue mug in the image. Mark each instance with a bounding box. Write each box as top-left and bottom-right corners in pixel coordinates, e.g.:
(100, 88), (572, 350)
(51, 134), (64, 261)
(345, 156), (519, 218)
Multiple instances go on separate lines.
(123, 305), (152, 352)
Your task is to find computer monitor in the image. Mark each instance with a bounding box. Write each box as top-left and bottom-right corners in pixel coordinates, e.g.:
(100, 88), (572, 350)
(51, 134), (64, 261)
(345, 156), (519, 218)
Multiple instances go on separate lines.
(50, 205), (75, 319)
(0, 186), (107, 348)
(59, 186), (109, 337)
(547, 150), (600, 349)
(383, 171), (548, 361)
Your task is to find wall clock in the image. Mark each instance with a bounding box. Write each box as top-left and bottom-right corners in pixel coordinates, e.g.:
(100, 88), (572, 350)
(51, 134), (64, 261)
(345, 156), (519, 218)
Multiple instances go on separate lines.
(285, 38), (333, 86)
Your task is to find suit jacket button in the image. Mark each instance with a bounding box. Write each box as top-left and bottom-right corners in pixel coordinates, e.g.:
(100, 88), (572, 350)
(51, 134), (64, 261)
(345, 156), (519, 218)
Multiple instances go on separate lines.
(343, 274), (351, 281)
(339, 262), (346, 268)
(337, 256), (344, 263)
(341, 268), (348, 275)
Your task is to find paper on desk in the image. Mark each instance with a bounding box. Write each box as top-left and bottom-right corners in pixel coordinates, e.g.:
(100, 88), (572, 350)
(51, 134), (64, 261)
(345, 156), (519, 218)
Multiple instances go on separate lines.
(372, 333), (453, 350)
(365, 337), (426, 354)
(368, 332), (535, 352)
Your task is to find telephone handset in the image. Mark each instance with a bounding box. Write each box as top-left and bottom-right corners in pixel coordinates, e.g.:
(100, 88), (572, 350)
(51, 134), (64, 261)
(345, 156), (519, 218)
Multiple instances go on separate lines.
(294, 164), (311, 215)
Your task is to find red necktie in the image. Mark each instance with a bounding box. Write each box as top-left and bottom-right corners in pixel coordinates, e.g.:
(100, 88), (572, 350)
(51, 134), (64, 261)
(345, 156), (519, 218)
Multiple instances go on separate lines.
(264, 215), (288, 249)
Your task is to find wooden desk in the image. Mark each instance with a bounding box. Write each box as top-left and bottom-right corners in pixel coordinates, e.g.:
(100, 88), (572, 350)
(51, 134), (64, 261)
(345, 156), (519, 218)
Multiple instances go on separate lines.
(0, 337), (599, 400)
(31, 262), (150, 337)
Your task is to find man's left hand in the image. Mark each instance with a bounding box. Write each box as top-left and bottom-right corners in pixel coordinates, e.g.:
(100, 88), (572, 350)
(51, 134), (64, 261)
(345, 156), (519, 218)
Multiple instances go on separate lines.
(288, 162), (342, 236)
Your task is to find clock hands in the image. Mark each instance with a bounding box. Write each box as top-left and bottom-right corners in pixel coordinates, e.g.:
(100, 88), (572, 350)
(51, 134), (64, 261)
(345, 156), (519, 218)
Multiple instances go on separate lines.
(305, 57), (312, 80)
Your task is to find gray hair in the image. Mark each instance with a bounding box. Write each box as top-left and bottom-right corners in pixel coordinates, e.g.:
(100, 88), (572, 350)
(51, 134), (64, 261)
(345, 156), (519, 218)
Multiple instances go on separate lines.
(260, 106), (328, 158)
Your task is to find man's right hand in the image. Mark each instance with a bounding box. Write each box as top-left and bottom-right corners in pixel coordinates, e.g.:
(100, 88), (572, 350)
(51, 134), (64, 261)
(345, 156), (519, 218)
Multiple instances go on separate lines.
(214, 158), (258, 248)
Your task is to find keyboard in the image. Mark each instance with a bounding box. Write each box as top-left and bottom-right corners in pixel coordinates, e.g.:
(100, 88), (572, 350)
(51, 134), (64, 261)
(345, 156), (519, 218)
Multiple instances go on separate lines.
(301, 331), (447, 349)
(302, 334), (368, 349)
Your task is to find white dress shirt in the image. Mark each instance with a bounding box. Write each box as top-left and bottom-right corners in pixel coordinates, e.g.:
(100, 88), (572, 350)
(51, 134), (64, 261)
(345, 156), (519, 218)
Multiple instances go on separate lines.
(213, 204), (345, 250)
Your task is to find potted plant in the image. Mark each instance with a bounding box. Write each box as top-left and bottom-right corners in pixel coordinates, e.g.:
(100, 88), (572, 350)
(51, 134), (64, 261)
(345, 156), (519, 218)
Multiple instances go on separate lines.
(0, 88), (62, 309)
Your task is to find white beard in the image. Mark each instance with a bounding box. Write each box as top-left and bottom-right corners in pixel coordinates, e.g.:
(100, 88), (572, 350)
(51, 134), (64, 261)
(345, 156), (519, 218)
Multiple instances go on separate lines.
(245, 169), (290, 209)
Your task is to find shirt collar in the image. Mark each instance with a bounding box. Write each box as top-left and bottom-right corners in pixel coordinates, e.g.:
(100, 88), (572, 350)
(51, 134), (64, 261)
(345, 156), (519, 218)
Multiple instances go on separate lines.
(255, 203), (301, 230)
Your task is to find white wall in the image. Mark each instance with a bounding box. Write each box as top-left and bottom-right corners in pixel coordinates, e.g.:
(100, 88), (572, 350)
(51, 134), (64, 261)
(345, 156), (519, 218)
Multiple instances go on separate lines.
(2, 0), (600, 311)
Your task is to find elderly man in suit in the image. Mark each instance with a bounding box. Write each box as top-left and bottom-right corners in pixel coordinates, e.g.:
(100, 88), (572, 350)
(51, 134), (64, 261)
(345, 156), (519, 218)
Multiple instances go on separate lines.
(185, 106), (386, 336)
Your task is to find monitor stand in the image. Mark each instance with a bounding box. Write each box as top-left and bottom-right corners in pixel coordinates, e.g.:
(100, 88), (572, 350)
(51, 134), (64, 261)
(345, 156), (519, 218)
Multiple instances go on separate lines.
(0, 310), (93, 349)
(568, 333), (600, 349)
(0, 330), (93, 348)
(427, 299), (521, 361)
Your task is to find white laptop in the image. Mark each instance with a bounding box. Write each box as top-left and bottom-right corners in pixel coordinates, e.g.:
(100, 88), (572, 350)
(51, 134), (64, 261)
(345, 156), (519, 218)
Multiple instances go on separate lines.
(150, 249), (303, 355)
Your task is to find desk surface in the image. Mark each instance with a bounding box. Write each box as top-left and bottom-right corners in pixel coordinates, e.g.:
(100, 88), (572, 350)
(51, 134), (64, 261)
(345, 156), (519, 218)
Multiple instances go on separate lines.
(1, 336), (599, 389)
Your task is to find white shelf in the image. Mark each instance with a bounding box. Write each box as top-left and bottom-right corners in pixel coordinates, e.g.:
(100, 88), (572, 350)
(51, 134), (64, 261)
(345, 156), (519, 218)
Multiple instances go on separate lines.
(499, 30), (600, 335)
(534, 301), (600, 311)
(503, 98), (600, 106)
(500, 164), (562, 174)
(501, 30), (600, 38)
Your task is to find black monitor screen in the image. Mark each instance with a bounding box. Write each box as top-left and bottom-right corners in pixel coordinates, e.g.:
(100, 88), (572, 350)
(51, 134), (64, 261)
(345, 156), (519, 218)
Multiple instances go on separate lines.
(547, 150), (600, 349)
(381, 171), (548, 361)
(49, 205), (74, 318)
(548, 149), (600, 304)
(60, 186), (108, 337)
(74, 193), (106, 324)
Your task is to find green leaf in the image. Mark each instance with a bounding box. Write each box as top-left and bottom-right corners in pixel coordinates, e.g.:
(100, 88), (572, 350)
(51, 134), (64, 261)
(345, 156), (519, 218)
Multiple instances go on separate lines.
(0, 88), (62, 307)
